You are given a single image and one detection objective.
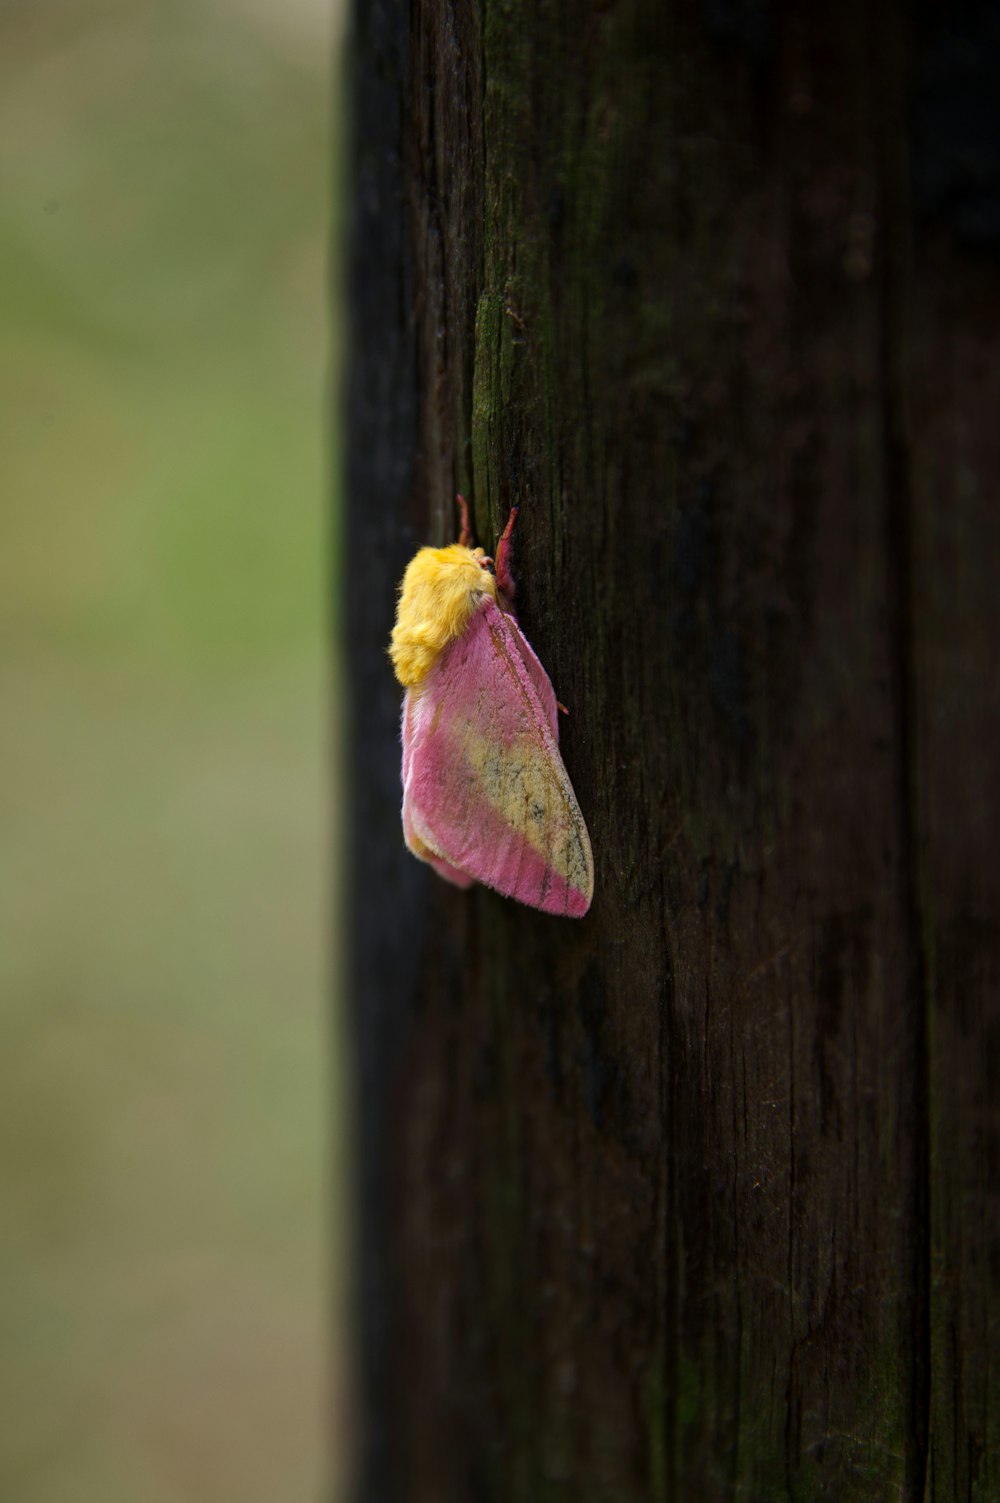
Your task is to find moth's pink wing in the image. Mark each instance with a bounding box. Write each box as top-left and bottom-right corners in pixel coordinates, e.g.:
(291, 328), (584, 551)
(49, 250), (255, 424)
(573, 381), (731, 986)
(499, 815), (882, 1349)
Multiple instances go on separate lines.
(497, 606), (560, 739)
(401, 691), (475, 888)
(401, 599), (594, 916)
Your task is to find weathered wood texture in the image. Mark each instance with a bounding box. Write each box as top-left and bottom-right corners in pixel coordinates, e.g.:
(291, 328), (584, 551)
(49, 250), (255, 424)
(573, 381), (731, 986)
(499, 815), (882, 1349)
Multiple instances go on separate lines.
(344, 1), (1000, 1499)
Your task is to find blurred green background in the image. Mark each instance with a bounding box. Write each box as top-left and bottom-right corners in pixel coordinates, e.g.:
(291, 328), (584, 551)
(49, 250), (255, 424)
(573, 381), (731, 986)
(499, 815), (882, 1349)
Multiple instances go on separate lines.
(0, 1), (338, 1499)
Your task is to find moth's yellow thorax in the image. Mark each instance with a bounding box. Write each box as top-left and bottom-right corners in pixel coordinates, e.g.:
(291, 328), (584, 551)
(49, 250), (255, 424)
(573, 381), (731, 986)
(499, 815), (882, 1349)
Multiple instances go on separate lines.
(390, 543), (497, 687)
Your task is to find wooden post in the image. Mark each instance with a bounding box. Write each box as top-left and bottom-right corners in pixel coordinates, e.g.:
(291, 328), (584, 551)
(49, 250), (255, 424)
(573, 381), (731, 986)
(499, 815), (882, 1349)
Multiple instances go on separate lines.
(344, 2), (1000, 1497)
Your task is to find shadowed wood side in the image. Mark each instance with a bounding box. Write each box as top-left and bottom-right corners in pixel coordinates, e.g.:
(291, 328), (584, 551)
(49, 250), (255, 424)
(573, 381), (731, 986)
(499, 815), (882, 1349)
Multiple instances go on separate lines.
(912, 245), (1000, 1503)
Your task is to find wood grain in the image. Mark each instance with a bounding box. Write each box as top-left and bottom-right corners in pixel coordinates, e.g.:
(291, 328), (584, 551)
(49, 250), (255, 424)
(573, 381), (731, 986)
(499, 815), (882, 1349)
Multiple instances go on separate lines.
(345, 2), (1000, 1497)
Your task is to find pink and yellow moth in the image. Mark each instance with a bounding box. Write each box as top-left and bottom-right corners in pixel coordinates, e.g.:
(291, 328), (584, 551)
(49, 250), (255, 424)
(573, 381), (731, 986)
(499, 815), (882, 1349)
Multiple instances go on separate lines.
(389, 499), (594, 917)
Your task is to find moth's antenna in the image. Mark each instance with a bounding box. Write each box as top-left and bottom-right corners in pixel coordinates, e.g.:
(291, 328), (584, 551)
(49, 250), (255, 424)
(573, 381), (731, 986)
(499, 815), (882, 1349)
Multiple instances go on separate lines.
(494, 505), (518, 599)
(456, 494), (473, 549)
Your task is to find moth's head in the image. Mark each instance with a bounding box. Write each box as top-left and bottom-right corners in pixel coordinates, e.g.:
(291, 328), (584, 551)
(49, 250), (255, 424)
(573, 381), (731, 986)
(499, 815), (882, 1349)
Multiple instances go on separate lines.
(390, 543), (498, 688)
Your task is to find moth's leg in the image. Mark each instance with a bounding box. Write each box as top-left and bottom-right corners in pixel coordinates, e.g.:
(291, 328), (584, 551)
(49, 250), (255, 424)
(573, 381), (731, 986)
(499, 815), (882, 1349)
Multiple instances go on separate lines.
(494, 505), (518, 599)
(457, 493), (473, 548)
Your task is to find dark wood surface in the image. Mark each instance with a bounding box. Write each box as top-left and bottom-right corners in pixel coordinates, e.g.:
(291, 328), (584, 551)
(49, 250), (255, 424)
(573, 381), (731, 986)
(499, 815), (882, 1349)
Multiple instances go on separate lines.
(345, 2), (1000, 1497)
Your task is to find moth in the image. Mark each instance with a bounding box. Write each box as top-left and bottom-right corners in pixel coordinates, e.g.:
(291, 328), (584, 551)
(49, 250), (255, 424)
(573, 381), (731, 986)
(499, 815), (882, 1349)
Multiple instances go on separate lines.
(389, 499), (594, 916)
